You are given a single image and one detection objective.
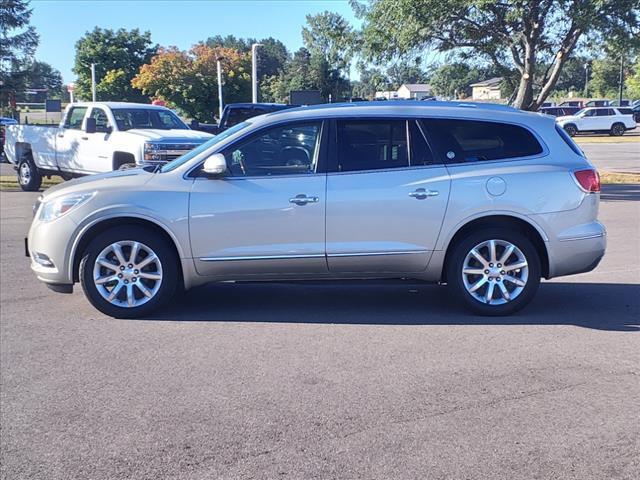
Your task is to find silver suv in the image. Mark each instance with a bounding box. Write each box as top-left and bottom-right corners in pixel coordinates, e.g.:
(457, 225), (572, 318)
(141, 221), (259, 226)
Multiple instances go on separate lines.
(26, 102), (606, 318)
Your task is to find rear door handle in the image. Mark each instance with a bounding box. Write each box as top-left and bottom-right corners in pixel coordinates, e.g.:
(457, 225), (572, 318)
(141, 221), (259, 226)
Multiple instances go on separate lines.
(81, 136), (89, 140)
(57, 134), (64, 138)
(289, 194), (319, 206)
(409, 188), (439, 199)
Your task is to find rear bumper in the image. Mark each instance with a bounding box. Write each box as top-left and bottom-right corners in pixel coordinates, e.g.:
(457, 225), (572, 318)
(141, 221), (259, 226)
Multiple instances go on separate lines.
(547, 228), (606, 278)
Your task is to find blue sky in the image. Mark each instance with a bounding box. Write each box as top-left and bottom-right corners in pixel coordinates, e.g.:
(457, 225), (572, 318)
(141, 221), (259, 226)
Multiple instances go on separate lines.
(30, 0), (360, 83)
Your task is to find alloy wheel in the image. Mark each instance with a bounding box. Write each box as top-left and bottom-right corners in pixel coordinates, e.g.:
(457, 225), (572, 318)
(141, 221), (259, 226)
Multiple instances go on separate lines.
(461, 239), (529, 305)
(19, 161), (31, 186)
(92, 240), (163, 308)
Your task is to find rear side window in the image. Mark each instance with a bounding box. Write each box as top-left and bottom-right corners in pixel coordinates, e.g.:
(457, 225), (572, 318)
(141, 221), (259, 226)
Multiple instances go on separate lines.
(618, 108), (633, 115)
(336, 120), (408, 172)
(595, 109), (613, 116)
(226, 107), (255, 127)
(421, 119), (543, 163)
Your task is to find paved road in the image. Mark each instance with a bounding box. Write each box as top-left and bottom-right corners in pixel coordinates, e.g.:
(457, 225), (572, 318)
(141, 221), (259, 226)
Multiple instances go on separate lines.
(1, 174), (639, 479)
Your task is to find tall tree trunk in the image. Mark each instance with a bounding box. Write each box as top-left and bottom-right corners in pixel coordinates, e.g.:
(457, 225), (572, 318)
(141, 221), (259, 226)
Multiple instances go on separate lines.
(513, 39), (536, 110)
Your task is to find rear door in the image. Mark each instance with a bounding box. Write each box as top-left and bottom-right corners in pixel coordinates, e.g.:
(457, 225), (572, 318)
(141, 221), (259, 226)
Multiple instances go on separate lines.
(325, 118), (450, 273)
(55, 106), (88, 172)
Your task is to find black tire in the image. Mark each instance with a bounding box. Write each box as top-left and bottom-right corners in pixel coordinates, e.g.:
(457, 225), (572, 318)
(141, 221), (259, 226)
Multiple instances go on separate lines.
(17, 152), (42, 192)
(610, 123), (625, 136)
(79, 226), (179, 318)
(446, 228), (541, 316)
(563, 124), (578, 137)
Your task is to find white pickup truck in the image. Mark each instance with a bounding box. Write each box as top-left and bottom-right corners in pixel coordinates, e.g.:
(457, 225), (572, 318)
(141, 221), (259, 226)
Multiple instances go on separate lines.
(4, 102), (213, 191)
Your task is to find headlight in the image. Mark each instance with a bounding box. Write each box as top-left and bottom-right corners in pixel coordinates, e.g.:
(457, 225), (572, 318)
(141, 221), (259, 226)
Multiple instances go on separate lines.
(39, 192), (95, 222)
(144, 142), (166, 162)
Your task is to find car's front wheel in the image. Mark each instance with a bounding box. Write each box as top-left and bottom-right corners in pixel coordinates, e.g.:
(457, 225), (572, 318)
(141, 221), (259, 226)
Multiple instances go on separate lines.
(79, 226), (178, 318)
(446, 228), (541, 316)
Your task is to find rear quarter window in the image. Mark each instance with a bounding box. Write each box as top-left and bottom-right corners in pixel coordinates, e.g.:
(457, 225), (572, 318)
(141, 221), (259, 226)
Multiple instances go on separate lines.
(421, 119), (543, 163)
(555, 124), (584, 157)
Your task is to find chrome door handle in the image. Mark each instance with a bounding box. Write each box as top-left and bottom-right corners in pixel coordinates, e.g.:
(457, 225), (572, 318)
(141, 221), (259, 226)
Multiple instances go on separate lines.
(57, 134), (64, 138)
(409, 188), (439, 199)
(289, 194), (319, 206)
(81, 136), (89, 140)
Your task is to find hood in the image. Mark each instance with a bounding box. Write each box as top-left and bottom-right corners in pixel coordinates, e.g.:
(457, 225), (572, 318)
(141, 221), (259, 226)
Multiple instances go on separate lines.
(124, 129), (213, 142)
(42, 168), (154, 200)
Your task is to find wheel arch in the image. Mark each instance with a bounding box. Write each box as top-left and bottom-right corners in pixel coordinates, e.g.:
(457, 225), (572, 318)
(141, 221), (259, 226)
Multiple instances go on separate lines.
(441, 214), (550, 282)
(112, 151), (136, 170)
(70, 215), (185, 288)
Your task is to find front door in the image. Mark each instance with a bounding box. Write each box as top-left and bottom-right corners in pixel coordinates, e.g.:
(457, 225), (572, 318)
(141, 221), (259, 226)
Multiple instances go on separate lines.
(77, 107), (114, 173)
(189, 120), (328, 277)
(325, 119), (450, 273)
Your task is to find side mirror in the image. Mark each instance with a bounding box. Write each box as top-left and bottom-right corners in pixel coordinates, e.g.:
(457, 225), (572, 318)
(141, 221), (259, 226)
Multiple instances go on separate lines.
(85, 117), (96, 134)
(202, 153), (227, 176)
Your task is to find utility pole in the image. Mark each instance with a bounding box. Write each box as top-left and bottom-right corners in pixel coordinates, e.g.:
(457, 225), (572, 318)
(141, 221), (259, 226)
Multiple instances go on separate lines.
(91, 63), (97, 101)
(216, 56), (224, 120)
(618, 54), (624, 105)
(251, 43), (263, 103)
(583, 63), (589, 97)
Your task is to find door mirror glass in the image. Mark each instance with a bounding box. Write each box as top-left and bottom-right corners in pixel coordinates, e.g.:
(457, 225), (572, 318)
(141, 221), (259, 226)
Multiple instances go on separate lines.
(85, 117), (97, 134)
(202, 153), (227, 176)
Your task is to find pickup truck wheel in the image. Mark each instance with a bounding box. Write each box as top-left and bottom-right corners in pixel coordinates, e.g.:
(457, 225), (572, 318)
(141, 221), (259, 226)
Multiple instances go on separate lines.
(17, 153), (42, 192)
(80, 226), (178, 319)
(610, 123), (625, 136)
(117, 163), (136, 171)
(446, 228), (541, 316)
(563, 124), (578, 137)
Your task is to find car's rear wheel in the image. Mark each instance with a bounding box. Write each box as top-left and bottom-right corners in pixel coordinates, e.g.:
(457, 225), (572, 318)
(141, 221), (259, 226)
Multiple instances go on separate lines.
(80, 226), (178, 318)
(563, 124), (578, 137)
(17, 152), (42, 192)
(446, 228), (541, 316)
(610, 122), (625, 136)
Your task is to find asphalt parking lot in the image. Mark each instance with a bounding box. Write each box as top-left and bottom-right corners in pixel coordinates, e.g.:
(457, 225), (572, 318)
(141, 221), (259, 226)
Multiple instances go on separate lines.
(1, 145), (639, 479)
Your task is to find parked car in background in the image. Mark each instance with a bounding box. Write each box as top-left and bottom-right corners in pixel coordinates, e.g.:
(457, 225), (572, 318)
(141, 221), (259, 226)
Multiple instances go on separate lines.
(0, 117), (18, 161)
(585, 99), (610, 107)
(556, 107), (637, 136)
(539, 106), (581, 117)
(610, 99), (632, 107)
(559, 100), (584, 108)
(191, 103), (297, 135)
(4, 102), (213, 191)
(540, 102), (555, 108)
(632, 103), (640, 122)
(25, 101), (605, 318)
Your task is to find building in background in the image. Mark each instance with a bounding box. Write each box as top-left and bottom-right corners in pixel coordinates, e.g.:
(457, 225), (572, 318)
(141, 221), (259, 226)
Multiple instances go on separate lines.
(375, 83), (433, 100)
(470, 77), (503, 100)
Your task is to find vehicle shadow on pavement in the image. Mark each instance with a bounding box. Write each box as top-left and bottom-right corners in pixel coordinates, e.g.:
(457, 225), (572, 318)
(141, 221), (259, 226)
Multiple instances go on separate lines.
(146, 282), (640, 331)
(600, 184), (640, 202)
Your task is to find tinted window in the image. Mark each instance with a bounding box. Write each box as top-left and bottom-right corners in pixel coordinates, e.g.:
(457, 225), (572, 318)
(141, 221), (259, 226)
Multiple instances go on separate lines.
(225, 107), (255, 128)
(65, 107), (87, 129)
(618, 108), (632, 115)
(89, 107), (110, 133)
(409, 121), (435, 166)
(336, 120), (408, 172)
(111, 109), (188, 131)
(421, 119), (543, 163)
(224, 122), (322, 177)
(595, 109), (612, 116)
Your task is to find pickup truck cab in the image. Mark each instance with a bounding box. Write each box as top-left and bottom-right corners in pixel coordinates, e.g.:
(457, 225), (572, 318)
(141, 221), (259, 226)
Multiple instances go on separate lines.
(556, 107), (637, 136)
(4, 102), (213, 191)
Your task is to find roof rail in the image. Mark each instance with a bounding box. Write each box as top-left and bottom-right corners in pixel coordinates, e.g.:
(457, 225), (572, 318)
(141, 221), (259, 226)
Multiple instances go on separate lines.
(289, 100), (519, 112)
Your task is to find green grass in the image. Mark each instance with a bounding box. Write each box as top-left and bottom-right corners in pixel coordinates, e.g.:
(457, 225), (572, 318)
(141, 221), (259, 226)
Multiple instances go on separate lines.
(0, 175), (62, 192)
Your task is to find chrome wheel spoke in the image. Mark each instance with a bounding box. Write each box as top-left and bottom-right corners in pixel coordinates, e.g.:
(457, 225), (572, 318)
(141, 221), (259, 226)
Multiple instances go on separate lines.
(129, 242), (140, 264)
(498, 282), (511, 301)
(505, 260), (527, 271)
(499, 245), (515, 264)
(504, 275), (526, 287)
(112, 244), (127, 266)
(485, 282), (495, 303)
(470, 248), (488, 267)
(95, 274), (118, 285)
(97, 258), (118, 271)
(138, 271), (161, 281)
(488, 240), (497, 264)
(469, 277), (488, 292)
(136, 254), (157, 269)
(463, 268), (485, 275)
(126, 284), (134, 307)
(107, 282), (123, 302)
(135, 282), (153, 298)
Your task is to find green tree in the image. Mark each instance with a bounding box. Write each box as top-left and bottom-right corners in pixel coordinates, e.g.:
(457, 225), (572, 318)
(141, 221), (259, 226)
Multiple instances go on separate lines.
(73, 27), (157, 102)
(429, 63), (481, 99)
(357, 0), (640, 110)
(626, 61), (640, 99)
(0, 0), (39, 115)
(19, 60), (64, 102)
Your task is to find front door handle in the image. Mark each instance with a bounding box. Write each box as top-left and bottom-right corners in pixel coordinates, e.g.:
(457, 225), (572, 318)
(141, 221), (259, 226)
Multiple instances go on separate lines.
(289, 194), (319, 206)
(80, 136), (89, 140)
(409, 188), (439, 199)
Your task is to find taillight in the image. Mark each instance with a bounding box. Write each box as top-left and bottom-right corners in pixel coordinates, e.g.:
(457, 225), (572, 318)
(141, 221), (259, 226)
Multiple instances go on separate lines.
(573, 169), (601, 193)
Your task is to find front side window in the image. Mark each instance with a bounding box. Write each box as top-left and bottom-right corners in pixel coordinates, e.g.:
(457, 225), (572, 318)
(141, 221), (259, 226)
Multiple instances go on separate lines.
(421, 119), (543, 163)
(336, 120), (408, 172)
(89, 107), (110, 133)
(223, 122), (322, 177)
(65, 107), (88, 130)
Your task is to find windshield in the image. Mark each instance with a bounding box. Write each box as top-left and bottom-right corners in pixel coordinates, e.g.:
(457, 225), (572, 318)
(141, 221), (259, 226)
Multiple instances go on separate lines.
(112, 108), (188, 131)
(574, 108), (588, 116)
(160, 121), (251, 173)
